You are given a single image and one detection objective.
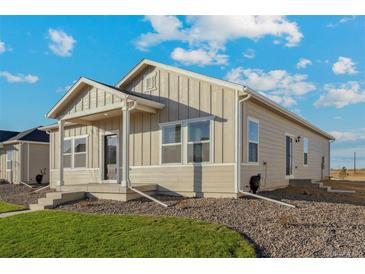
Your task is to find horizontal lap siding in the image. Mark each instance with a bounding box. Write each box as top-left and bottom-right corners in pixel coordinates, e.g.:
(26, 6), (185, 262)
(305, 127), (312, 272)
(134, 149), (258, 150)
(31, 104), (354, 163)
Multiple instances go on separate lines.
(241, 100), (330, 191)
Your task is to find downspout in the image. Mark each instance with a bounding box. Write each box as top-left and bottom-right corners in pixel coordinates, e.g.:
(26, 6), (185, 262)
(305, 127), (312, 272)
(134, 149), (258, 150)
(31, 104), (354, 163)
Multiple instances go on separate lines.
(123, 96), (168, 208)
(235, 89), (251, 195)
(236, 89), (295, 208)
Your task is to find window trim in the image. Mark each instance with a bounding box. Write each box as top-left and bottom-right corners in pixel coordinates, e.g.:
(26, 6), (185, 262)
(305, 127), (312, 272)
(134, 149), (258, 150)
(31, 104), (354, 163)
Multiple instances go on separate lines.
(159, 116), (215, 166)
(63, 134), (88, 169)
(186, 120), (212, 164)
(303, 137), (309, 167)
(144, 72), (157, 92)
(247, 116), (259, 165)
(6, 149), (13, 171)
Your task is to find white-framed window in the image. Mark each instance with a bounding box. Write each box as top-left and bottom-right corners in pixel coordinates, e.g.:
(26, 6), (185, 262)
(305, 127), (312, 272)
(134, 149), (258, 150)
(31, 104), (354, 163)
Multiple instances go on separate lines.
(63, 136), (87, 168)
(160, 117), (213, 165)
(247, 117), (259, 163)
(161, 124), (182, 164)
(187, 120), (211, 163)
(303, 137), (309, 166)
(6, 149), (13, 170)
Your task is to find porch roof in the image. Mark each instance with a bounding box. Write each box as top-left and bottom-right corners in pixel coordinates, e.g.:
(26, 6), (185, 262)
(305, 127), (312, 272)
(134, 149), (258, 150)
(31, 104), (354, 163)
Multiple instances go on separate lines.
(47, 77), (165, 120)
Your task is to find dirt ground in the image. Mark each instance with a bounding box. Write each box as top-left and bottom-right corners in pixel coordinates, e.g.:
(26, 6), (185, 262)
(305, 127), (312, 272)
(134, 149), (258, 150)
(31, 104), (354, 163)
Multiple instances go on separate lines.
(331, 169), (365, 181)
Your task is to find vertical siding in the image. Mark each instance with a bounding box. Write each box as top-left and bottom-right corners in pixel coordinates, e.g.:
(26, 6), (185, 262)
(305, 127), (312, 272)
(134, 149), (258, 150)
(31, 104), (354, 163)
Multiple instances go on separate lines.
(125, 66), (237, 164)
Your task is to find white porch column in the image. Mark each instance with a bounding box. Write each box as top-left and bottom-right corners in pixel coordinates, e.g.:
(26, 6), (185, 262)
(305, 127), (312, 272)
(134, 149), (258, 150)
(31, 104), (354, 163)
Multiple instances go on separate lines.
(121, 105), (130, 187)
(58, 120), (64, 186)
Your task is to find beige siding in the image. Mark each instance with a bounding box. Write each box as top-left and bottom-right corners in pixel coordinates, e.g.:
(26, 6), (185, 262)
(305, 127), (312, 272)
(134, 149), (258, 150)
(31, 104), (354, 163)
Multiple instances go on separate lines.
(0, 144), (21, 183)
(125, 66), (236, 164)
(58, 85), (123, 119)
(240, 100), (330, 191)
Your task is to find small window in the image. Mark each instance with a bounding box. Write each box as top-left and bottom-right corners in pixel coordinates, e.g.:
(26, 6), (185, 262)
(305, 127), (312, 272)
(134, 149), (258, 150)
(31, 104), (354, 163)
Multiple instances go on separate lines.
(248, 118), (259, 163)
(6, 150), (13, 170)
(63, 137), (87, 168)
(74, 137), (87, 168)
(161, 124), (182, 164)
(303, 137), (309, 166)
(63, 139), (72, 168)
(187, 120), (210, 163)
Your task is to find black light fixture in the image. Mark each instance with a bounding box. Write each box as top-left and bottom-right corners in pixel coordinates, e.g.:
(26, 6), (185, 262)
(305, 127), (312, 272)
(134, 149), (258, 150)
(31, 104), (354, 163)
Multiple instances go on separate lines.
(295, 136), (301, 143)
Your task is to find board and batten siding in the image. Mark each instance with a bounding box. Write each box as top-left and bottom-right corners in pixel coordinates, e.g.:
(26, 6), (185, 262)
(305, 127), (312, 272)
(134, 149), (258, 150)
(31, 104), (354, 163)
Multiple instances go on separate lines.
(0, 144), (21, 183)
(58, 85), (124, 119)
(240, 100), (330, 191)
(49, 65), (238, 195)
(124, 65), (236, 164)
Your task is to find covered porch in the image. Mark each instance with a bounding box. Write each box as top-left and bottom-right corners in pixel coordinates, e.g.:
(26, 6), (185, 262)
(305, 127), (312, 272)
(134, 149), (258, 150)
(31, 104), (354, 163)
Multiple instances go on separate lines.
(47, 77), (165, 192)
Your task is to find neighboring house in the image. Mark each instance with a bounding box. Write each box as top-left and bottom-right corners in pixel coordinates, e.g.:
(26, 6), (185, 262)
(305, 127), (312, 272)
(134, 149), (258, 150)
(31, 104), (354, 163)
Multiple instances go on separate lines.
(40, 59), (334, 199)
(0, 128), (50, 184)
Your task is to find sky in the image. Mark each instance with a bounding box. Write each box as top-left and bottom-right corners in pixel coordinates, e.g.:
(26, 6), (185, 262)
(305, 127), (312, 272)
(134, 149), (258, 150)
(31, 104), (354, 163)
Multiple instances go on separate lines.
(0, 15), (364, 168)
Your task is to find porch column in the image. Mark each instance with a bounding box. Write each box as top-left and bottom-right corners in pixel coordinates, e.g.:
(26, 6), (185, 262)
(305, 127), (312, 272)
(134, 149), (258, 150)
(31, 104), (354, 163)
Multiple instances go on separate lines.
(58, 120), (64, 186)
(121, 105), (130, 187)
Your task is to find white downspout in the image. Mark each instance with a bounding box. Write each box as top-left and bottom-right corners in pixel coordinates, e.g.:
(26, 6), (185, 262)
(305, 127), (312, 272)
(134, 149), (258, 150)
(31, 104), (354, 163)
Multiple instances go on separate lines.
(235, 91), (251, 195)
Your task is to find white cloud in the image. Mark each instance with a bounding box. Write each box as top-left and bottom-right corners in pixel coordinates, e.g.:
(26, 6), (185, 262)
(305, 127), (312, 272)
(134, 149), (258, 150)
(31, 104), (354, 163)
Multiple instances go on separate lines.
(332, 57), (358, 75)
(243, 49), (255, 59)
(296, 58), (312, 69)
(226, 67), (315, 108)
(171, 47), (228, 66)
(48, 28), (76, 57)
(0, 40), (6, 54)
(314, 81), (365, 108)
(326, 16), (356, 28)
(0, 71), (39, 84)
(137, 16), (303, 65)
(334, 116), (343, 120)
(330, 129), (365, 142)
(56, 80), (77, 93)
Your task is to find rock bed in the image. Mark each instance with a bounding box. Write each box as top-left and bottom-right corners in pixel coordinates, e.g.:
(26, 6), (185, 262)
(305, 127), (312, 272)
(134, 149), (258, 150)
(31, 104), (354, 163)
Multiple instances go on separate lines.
(0, 184), (52, 207)
(59, 187), (365, 258)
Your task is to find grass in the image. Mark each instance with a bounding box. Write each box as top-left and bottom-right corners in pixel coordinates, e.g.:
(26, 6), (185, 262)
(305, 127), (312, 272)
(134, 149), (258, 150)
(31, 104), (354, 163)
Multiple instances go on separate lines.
(0, 200), (26, 214)
(0, 211), (255, 258)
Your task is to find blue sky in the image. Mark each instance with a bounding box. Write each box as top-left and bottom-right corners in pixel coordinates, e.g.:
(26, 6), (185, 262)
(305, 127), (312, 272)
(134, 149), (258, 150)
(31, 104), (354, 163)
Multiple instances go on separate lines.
(0, 16), (364, 168)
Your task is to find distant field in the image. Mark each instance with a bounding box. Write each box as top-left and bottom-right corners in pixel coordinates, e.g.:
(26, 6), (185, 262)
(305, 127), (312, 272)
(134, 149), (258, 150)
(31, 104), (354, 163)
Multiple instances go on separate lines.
(330, 169), (365, 181)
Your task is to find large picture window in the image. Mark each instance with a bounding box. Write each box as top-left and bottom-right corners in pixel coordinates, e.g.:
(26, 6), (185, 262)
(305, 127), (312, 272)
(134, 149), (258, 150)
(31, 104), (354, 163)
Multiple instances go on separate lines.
(303, 137), (309, 166)
(248, 118), (259, 163)
(187, 120), (210, 163)
(6, 150), (13, 170)
(63, 136), (87, 168)
(161, 124), (182, 164)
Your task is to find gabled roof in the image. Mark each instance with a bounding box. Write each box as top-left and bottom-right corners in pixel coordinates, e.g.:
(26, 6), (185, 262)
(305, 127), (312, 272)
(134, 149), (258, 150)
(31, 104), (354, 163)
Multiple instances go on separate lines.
(0, 130), (19, 142)
(116, 59), (334, 140)
(2, 127), (49, 144)
(47, 77), (164, 119)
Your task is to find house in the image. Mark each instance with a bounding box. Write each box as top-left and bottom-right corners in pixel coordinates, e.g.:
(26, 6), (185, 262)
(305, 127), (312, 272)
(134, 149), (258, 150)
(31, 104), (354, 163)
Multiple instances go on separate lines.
(0, 128), (50, 184)
(40, 59), (334, 200)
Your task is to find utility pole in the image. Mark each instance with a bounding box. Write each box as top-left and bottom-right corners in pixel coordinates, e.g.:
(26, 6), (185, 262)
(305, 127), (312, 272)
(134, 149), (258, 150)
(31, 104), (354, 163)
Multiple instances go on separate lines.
(354, 152), (356, 174)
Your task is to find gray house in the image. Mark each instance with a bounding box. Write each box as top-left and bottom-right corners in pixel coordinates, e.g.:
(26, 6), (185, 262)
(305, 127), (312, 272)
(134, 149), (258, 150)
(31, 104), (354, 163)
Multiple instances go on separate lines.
(0, 128), (50, 184)
(40, 59), (334, 200)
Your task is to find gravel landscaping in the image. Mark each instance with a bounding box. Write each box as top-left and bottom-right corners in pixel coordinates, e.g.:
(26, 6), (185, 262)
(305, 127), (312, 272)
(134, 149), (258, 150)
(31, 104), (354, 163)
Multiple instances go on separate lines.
(59, 186), (365, 258)
(0, 184), (53, 207)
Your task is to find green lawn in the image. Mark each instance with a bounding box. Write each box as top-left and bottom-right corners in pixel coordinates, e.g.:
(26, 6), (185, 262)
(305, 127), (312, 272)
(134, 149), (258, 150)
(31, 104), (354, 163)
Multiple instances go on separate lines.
(0, 211), (255, 258)
(0, 200), (26, 214)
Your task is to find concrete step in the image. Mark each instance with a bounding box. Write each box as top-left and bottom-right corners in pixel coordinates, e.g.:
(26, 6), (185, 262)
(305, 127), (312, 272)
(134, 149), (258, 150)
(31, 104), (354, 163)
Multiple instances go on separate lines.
(30, 191), (86, 210)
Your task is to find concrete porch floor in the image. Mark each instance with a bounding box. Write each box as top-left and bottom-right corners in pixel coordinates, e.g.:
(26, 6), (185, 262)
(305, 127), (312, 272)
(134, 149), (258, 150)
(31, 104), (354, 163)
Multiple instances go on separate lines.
(55, 183), (158, 202)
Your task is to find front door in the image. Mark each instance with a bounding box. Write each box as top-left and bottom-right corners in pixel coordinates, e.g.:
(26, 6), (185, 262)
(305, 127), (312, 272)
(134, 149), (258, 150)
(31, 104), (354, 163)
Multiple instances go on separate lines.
(104, 134), (118, 180)
(285, 135), (293, 177)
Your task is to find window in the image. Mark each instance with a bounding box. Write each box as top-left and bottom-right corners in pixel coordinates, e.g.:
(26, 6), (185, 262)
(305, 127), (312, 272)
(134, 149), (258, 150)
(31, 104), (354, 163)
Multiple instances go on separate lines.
(303, 137), (309, 166)
(6, 150), (13, 170)
(161, 124), (182, 164)
(63, 137), (87, 168)
(187, 120), (210, 163)
(248, 118), (259, 163)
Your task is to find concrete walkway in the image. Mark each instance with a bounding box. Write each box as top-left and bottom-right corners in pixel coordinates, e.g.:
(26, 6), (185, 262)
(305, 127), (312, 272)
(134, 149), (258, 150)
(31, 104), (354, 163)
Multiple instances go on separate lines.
(0, 209), (38, 218)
